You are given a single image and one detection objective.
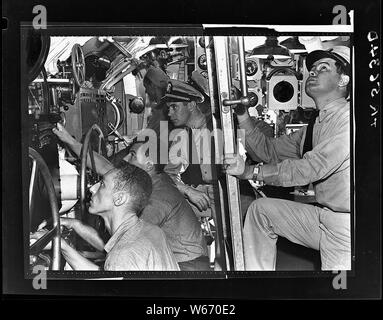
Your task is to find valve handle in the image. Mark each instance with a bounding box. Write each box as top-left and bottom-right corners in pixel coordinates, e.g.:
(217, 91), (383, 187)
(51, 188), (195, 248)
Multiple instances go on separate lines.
(223, 92), (258, 108)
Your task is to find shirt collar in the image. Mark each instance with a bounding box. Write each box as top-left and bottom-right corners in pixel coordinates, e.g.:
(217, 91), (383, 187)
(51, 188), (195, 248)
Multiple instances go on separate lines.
(190, 119), (206, 129)
(318, 98), (348, 122)
(150, 172), (162, 187)
(104, 215), (141, 253)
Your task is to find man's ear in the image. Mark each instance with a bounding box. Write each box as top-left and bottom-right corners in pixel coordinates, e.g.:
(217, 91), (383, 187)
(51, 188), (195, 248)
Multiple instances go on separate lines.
(339, 74), (350, 87)
(146, 160), (154, 172)
(187, 101), (197, 112)
(113, 192), (128, 207)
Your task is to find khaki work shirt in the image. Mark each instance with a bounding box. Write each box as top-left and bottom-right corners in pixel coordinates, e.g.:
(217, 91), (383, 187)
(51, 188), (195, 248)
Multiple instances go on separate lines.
(239, 98), (350, 213)
(104, 216), (180, 271)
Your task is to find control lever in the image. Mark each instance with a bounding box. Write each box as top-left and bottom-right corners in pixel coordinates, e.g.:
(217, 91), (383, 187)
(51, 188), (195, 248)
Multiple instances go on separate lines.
(30, 228), (58, 255)
(222, 92), (258, 107)
(222, 92), (258, 115)
(30, 225), (72, 255)
(107, 123), (133, 147)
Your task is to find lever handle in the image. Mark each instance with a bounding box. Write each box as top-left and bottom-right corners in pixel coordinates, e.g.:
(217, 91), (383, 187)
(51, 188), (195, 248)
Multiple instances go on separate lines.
(223, 92), (258, 108)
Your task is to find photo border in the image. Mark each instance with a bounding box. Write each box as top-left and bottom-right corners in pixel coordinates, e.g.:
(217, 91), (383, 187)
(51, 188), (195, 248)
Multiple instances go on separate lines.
(20, 24), (355, 280)
(3, 0), (380, 299)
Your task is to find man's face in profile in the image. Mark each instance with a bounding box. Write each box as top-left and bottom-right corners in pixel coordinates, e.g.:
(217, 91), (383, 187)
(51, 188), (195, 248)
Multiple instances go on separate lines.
(88, 170), (116, 215)
(123, 143), (149, 171)
(167, 102), (191, 127)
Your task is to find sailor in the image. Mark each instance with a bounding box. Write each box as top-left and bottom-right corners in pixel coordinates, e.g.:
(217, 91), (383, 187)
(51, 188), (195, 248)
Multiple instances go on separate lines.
(225, 46), (351, 270)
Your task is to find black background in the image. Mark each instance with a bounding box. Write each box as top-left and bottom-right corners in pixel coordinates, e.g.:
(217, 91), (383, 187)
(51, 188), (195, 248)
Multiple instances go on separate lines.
(2, 0), (381, 301)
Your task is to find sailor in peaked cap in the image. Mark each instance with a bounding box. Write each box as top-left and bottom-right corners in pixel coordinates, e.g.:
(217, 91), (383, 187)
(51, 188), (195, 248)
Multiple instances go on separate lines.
(306, 45), (350, 71)
(225, 45), (352, 271)
(162, 79), (205, 104)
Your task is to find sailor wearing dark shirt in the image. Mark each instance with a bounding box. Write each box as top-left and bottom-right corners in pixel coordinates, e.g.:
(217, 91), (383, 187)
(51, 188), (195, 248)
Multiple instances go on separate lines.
(117, 141), (211, 271)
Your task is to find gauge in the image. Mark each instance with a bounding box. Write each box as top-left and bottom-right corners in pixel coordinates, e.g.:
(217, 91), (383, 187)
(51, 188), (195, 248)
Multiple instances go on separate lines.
(197, 54), (207, 71)
(159, 50), (168, 59)
(198, 37), (205, 48)
(246, 59), (258, 76)
(200, 71), (208, 78)
(59, 112), (67, 127)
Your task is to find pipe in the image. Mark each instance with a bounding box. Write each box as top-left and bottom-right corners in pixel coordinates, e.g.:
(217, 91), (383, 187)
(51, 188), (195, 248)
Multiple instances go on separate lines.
(29, 159), (37, 213)
(104, 63), (137, 90)
(41, 66), (50, 114)
(33, 78), (71, 83)
(237, 36), (248, 97)
(112, 41), (133, 59)
(102, 60), (131, 90)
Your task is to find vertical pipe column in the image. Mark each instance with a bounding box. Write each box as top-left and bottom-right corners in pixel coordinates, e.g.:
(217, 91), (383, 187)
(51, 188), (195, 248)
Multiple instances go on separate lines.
(29, 160), (37, 213)
(238, 36), (248, 97)
(213, 36), (245, 271)
(204, 36), (228, 271)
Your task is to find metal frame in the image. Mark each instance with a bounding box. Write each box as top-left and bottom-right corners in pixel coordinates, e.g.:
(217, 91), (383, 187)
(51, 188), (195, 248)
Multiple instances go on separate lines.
(213, 36), (245, 270)
(204, 36), (228, 271)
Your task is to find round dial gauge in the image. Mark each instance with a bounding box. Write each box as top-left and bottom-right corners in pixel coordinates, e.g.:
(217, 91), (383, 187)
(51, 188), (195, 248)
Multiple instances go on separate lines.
(246, 59), (258, 76)
(198, 54), (207, 71)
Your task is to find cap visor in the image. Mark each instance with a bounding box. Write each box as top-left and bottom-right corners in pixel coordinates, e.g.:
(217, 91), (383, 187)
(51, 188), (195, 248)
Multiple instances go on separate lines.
(161, 94), (191, 103)
(306, 50), (348, 70)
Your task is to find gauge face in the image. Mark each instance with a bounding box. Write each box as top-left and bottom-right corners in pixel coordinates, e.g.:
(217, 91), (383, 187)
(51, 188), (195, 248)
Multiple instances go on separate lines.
(159, 50), (168, 59)
(198, 54), (207, 70)
(246, 59), (258, 76)
(200, 70), (208, 78)
(198, 37), (205, 48)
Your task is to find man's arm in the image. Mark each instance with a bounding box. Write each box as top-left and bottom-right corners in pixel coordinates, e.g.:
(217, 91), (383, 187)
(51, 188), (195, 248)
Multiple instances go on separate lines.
(61, 218), (105, 251)
(232, 111), (350, 187)
(165, 130), (211, 212)
(237, 112), (304, 164)
(61, 240), (100, 271)
(164, 162), (210, 212)
(164, 160), (191, 194)
(258, 124), (349, 187)
(53, 123), (114, 176)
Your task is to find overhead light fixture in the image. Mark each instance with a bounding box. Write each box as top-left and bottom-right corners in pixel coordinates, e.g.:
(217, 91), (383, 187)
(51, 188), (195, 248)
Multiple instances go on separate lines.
(148, 36), (169, 49)
(147, 36), (189, 49)
(280, 36), (307, 54)
(298, 36), (324, 53)
(249, 36), (292, 60)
